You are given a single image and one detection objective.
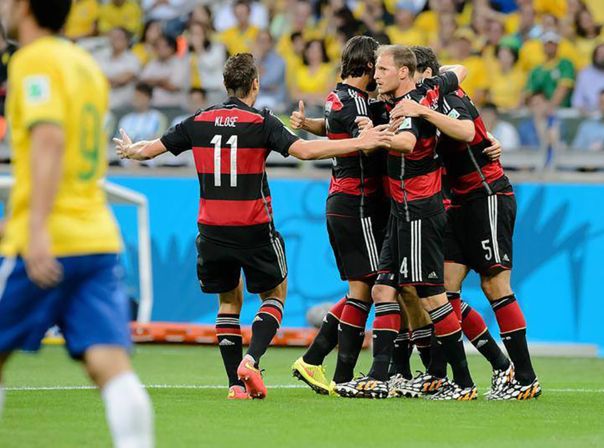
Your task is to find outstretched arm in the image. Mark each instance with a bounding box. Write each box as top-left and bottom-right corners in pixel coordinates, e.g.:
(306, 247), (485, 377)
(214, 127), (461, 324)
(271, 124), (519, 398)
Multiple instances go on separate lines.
(113, 129), (168, 161)
(440, 64), (468, 85)
(289, 100), (327, 136)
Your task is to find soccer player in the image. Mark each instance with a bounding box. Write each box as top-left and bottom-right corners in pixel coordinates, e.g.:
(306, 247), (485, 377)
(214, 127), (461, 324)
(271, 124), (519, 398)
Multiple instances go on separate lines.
(114, 53), (393, 400)
(0, 0), (154, 446)
(390, 46), (541, 400)
(289, 35), (390, 395)
(335, 45), (477, 400)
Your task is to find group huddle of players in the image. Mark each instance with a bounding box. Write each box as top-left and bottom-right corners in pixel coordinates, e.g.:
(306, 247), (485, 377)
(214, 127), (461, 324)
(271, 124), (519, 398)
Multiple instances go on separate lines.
(117, 36), (541, 402)
(289, 37), (542, 401)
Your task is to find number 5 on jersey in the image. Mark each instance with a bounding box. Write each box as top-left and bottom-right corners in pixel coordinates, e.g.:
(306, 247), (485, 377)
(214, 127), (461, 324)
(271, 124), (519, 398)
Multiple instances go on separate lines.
(211, 134), (238, 187)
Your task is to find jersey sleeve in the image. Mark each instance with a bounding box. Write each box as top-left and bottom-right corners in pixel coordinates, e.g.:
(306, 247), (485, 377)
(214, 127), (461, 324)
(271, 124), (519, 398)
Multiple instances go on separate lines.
(396, 115), (423, 138)
(425, 71), (460, 97)
(11, 56), (66, 130)
(263, 111), (300, 157)
(338, 95), (370, 138)
(442, 93), (472, 121)
(160, 114), (195, 155)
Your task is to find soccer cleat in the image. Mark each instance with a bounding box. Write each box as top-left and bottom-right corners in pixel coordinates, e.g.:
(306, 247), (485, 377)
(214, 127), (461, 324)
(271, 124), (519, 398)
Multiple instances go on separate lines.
(227, 385), (250, 400)
(397, 372), (448, 398)
(291, 357), (329, 395)
(387, 374), (412, 397)
(328, 381), (341, 397)
(488, 377), (542, 401)
(237, 356), (267, 399)
(334, 375), (390, 399)
(486, 363), (515, 399)
(428, 382), (478, 401)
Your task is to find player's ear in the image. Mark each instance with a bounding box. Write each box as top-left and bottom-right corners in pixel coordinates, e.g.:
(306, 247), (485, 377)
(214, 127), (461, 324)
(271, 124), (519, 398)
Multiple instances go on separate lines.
(253, 77), (259, 92)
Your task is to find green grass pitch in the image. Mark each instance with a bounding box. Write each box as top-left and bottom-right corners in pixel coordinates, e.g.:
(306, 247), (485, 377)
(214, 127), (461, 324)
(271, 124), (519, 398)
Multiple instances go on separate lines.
(1, 345), (603, 447)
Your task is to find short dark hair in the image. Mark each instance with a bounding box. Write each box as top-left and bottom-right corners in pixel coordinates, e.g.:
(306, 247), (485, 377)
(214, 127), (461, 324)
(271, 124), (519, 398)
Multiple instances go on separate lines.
(411, 46), (440, 76)
(234, 0), (251, 13)
(340, 35), (380, 79)
(190, 87), (207, 97)
(223, 53), (258, 97)
(376, 45), (417, 75)
(158, 33), (178, 53)
(302, 39), (329, 66)
(29, 0), (72, 33)
(482, 102), (498, 111)
(135, 82), (154, 98)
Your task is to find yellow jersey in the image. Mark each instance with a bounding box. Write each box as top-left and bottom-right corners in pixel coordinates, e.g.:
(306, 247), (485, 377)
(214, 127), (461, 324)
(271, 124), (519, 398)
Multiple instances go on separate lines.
(64, 0), (99, 40)
(98, 0), (142, 37)
(2, 36), (121, 257)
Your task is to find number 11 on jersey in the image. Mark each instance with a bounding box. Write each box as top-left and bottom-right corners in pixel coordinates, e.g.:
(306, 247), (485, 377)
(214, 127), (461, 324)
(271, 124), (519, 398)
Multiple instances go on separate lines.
(211, 134), (238, 187)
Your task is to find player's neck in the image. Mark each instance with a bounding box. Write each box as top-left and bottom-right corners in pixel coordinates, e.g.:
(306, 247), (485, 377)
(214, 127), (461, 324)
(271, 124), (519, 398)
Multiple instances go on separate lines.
(18, 21), (53, 47)
(394, 78), (416, 98)
(237, 95), (255, 108)
(343, 77), (368, 93)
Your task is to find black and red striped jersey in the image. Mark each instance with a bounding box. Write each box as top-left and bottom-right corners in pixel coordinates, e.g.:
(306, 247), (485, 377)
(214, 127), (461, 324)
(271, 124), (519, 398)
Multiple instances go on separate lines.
(160, 97), (299, 247)
(387, 72), (460, 221)
(324, 83), (386, 202)
(436, 89), (511, 203)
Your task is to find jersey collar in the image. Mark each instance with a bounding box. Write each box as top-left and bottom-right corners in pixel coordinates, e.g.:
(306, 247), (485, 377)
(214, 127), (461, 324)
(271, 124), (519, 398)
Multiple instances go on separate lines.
(337, 83), (368, 99)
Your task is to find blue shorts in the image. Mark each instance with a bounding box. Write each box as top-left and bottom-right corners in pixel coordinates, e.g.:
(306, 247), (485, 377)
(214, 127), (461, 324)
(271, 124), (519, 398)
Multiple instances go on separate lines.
(0, 254), (132, 359)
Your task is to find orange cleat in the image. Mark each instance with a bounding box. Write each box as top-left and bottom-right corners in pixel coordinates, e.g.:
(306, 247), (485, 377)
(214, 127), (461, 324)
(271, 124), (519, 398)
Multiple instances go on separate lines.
(237, 356), (267, 399)
(227, 385), (251, 400)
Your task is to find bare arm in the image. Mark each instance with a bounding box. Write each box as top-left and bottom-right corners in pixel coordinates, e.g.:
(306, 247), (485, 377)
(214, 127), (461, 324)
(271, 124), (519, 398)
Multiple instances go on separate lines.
(289, 125), (393, 160)
(389, 132), (416, 154)
(289, 100), (327, 136)
(113, 129), (168, 160)
(440, 65), (468, 85)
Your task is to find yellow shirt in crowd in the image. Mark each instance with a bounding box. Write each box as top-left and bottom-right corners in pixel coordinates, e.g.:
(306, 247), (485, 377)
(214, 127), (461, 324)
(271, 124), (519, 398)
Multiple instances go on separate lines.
(385, 25), (426, 46)
(2, 37), (121, 257)
(220, 25), (260, 56)
(293, 63), (334, 96)
(98, 0), (143, 37)
(64, 0), (99, 40)
(489, 65), (527, 110)
(519, 38), (581, 73)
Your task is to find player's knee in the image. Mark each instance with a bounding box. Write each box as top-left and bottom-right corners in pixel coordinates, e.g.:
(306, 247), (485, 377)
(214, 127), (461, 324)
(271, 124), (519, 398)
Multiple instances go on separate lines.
(348, 280), (372, 302)
(259, 279), (287, 303)
(480, 271), (512, 301)
(84, 346), (132, 388)
(371, 284), (397, 303)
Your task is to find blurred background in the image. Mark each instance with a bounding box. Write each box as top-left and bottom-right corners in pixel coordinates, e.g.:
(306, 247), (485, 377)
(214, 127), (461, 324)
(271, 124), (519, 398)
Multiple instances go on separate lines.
(0, 0), (603, 354)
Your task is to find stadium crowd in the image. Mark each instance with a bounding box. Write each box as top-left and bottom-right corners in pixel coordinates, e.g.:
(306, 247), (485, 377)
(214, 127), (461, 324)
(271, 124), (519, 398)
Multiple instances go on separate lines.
(1, 0), (604, 167)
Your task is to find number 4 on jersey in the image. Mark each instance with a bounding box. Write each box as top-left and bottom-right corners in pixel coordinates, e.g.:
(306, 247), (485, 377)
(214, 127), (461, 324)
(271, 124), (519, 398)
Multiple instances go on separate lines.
(211, 134), (238, 187)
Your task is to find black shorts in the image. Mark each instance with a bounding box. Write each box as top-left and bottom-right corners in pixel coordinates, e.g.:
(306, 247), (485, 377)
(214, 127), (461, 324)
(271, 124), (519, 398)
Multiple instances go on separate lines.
(445, 192), (515, 274)
(376, 211), (446, 297)
(195, 232), (287, 294)
(326, 196), (389, 281)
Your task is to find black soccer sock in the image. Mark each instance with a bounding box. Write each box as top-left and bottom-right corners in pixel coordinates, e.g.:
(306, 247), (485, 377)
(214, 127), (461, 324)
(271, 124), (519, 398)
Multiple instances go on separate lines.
(411, 324), (433, 370)
(216, 313), (244, 387)
(303, 297), (347, 365)
(492, 295), (536, 385)
(246, 298), (284, 365)
(429, 303), (474, 388)
(332, 298), (370, 384)
(368, 302), (401, 382)
(389, 328), (412, 380)
(461, 302), (510, 371)
(426, 334), (447, 378)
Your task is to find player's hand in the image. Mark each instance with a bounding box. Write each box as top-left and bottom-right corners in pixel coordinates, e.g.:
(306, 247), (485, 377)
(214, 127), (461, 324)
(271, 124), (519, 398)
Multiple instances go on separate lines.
(355, 116), (373, 132)
(25, 230), (63, 289)
(358, 124), (394, 152)
(289, 100), (306, 130)
(483, 132), (502, 161)
(388, 117), (405, 133)
(391, 99), (425, 119)
(113, 129), (147, 161)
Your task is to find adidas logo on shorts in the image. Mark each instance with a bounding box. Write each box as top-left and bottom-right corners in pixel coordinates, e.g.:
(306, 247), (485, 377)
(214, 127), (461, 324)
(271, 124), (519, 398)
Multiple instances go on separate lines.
(503, 254), (510, 262)
(428, 272), (438, 279)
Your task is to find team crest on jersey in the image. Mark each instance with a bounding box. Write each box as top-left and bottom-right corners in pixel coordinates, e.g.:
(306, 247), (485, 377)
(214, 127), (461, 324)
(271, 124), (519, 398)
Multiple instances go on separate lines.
(398, 117), (412, 130)
(325, 92), (343, 114)
(448, 108), (460, 119)
(24, 75), (50, 104)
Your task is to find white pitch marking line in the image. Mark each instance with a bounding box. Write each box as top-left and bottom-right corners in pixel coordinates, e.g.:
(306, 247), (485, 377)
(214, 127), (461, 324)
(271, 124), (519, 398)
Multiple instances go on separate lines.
(4, 385), (604, 393)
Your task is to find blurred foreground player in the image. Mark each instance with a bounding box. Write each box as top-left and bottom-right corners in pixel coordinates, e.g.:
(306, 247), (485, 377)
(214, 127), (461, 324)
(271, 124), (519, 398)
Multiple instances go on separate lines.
(114, 53), (393, 399)
(0, 1), (154, 446)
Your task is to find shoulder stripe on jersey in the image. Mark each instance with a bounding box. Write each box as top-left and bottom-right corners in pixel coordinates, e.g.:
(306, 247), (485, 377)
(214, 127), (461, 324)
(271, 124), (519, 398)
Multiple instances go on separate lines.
(442, 97), (451, 114)
(349, 89), (368, 116)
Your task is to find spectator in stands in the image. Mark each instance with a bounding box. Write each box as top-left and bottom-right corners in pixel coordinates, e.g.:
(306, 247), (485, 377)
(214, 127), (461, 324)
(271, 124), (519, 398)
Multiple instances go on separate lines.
(525, 31), (576, 109)
(284, 31), (306, 90)
(97, 28), (140, 111)
(64, 0), (99, 41)
(155, 88), (208, 167)
(518, 93), (559, 148)
(489, 43), (526, 111)
(482, 19), (505, 63)
(415, 0), (457, 37)
(448, 28), (489, 105)
(254, 30), (287, 112)
(116, 83), (167, 165)
(481, 103), (521, 150)
(214, 0), (269, 32)
(190, 4), (214, 30)
(571, 90), (604, 151)
(220, 0), (260, 56)
(385, 3), (425, 46)
(356, 0), (393, 35)
(289, 39), (334, 115)
(188, 22), (226, 106)
(132, 20), (162, 66)
(429, 12), (457, 59)
(141, 0), (190, 36)
(573, 7), (602, 69)
(99, 0), (142, 38)
(0, 23), (17, 117)
(140, 33), (187, 109)
(572, 44), (604, 113)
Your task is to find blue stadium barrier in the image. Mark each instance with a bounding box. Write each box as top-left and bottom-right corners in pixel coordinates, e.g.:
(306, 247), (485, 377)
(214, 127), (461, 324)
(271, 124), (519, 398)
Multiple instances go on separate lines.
(109, 176), (604, 355)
